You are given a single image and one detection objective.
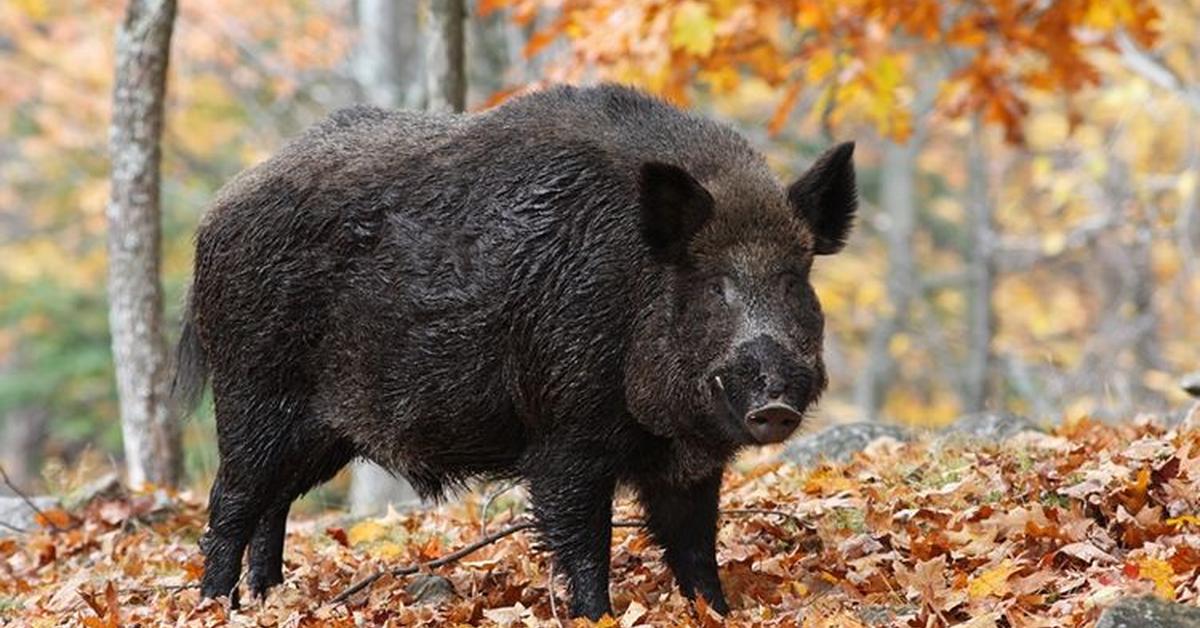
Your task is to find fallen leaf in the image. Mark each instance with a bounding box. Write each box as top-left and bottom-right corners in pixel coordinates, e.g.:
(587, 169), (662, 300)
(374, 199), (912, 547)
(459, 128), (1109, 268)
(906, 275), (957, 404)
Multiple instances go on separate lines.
(967, 559), (1020, 599)
(346, 520), (388, 546)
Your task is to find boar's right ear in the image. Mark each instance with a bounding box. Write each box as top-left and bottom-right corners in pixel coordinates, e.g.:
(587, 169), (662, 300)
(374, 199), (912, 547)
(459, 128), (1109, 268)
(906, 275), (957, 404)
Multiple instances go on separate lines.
(638, 162), (714, 261)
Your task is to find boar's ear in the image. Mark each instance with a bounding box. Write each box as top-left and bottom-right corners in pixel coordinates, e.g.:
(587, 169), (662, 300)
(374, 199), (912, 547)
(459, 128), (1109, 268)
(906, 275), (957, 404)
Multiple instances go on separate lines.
(787, 141), (857, 255)
(638, 162), (714, 261)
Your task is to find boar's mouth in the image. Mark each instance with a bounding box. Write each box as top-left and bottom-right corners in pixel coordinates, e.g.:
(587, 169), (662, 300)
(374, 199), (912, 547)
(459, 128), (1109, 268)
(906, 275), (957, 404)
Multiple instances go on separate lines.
(712, 375), (807, 445)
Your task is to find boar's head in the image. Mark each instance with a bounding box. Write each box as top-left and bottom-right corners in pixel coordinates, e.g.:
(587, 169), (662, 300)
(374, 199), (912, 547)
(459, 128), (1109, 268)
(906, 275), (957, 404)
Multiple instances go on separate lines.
(627, 142), (857, 447)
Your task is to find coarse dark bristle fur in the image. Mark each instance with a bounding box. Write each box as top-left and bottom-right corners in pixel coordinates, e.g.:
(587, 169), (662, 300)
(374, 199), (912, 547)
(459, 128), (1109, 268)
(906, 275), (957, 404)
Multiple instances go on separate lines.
(178, 83), (857, 618)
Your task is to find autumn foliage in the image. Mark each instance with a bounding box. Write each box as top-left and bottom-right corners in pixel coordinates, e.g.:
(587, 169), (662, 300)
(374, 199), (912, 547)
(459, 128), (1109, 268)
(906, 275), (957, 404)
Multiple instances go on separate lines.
(483, 0), (1159, 142)
(6, 417), (1200, 625)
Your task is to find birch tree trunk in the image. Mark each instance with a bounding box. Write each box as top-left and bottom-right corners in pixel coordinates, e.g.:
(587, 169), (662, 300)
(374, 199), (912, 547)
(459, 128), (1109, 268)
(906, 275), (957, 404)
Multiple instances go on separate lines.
(0, 350), (48, 493)
(855, 140), (918, 419)
(353, 0), (424, 110)
(962, 120), (996, 412)
(422, 0), (466, 113)
(105, 0), (180, 489)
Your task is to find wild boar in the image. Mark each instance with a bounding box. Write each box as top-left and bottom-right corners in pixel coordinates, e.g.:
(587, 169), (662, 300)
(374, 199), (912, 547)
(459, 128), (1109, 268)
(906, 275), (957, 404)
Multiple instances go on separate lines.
(174, 83), (857, 619)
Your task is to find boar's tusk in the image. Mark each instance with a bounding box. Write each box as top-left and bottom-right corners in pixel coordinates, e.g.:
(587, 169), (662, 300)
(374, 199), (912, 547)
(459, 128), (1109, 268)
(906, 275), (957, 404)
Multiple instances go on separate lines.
(712, 376), (740, 420)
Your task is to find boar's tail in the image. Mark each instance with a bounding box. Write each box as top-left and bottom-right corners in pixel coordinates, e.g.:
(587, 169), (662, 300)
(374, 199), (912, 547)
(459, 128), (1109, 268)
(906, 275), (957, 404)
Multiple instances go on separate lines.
(172, 293), (209, 417)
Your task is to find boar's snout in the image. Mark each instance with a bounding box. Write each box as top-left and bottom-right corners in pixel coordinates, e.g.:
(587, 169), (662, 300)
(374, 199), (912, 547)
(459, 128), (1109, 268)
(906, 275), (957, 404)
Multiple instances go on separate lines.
(709, 334), (819, 445)
(744, 402), (804, 444)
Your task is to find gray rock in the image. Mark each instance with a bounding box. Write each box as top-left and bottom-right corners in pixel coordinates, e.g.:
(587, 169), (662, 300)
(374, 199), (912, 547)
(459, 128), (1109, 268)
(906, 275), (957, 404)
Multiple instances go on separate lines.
(0, 495), (61, 536)
(65, 472), (123, 509)
(941, 412), (1040, 442)
(1097, 596), (1200, 628)
(406, 574), (455, 604)
(783, 422), (911, 468)
(1182, 372), (1200, 399)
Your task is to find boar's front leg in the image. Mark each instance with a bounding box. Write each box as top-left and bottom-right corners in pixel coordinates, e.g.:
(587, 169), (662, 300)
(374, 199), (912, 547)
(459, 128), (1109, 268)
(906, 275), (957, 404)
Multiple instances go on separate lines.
(526, 452), (617, 620)
(636, 471), (728, 614)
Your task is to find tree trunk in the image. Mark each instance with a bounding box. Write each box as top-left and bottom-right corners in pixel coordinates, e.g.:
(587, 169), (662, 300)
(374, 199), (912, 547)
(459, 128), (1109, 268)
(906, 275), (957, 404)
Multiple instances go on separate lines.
(962, 119), (996, 412)
(855, 139), (919, 419)
(467, 0), (514, 104)
(353, 0), (424, 109)
(422, 0), (466, 113)
(105, 0), (180, 489)
(0, 350), (48, 494)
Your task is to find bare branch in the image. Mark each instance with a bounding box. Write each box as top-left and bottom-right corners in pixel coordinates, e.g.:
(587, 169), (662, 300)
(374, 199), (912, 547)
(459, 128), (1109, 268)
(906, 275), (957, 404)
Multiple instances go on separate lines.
(1116, 32), (1200, 115)
(331, 506), (810, 605)
(0, 464), (77, 533)
(331, 520), (540, 604)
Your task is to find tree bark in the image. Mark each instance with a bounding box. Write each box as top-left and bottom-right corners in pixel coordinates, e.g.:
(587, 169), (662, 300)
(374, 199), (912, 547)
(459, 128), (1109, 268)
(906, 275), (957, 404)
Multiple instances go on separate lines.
(962, 119), (997, 412)
(105, 0), (180, 489)
(0, 350), (48, 493)
(422, 0), (466, 113)
(855, 139), (919, 420)
(353, 0), (424, 109)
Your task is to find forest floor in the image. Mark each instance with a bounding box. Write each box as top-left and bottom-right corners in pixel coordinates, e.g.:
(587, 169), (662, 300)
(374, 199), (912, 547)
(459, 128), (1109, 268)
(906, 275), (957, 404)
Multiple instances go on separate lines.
(4, 417), (1200, 627)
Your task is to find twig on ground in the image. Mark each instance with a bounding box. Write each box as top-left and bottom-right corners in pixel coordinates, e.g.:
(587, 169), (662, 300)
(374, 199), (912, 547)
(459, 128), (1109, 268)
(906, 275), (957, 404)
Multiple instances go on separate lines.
(0, 519), (27, 534)
(122, 583), (200, 596)
(720, 508), (808, 529)
(330, 508), (801, 604)
(0, 463), (78, 533)
(479, 480), (519, 536)
(548, 558), (561, 626)
(332, 520), (538, 604)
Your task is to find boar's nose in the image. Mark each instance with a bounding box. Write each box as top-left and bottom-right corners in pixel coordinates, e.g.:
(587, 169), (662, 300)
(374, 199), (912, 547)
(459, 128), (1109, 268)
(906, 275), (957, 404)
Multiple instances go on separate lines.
(744, 402), (803, 444)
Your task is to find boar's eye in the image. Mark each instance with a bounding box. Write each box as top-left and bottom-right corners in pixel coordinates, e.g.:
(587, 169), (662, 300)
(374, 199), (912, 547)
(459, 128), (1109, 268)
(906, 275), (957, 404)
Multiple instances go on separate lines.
(707, 275), (733, 304)
(779, 272), (807, 297)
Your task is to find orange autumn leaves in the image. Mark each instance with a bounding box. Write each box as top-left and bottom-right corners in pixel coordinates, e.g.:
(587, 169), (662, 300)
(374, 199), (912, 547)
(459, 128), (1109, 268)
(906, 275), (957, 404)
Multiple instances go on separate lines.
(7, 417), (1200, 625)
(480, 0), (1160, 143)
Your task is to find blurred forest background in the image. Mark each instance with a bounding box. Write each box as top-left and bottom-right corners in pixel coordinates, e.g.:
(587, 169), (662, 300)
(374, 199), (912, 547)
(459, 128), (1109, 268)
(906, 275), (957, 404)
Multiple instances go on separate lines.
(0, 0), (1196, 513)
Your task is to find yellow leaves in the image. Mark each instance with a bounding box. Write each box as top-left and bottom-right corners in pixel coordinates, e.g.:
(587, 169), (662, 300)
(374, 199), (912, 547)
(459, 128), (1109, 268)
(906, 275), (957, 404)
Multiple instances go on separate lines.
(670, 2), (716, 57)
(370, 541), (405, 560)
(1083, 0), (1137, 30)
(967, 559), (1019, 599)
(803, 467), (857, 495)
(1167, 515), (1200, 529)
(805, 49), (836, 85)
(346, 520), (388, 546)
(1131, 557), (1176, 600)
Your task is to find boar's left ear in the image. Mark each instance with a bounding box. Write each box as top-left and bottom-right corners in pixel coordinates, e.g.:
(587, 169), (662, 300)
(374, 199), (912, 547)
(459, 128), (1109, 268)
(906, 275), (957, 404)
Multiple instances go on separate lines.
(787, 141), (857, 255)
(638, 162), (714, 261)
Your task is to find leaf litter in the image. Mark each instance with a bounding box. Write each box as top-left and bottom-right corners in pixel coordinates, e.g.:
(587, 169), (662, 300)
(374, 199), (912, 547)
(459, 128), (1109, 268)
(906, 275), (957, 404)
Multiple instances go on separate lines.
(4, 418), (1200, 626)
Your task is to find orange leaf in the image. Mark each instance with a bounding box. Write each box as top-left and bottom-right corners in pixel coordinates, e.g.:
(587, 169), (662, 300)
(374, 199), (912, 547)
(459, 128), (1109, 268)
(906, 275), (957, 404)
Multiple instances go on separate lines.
(768, 81), (802, 136)
(523, 17), (566, 59)
(104, 580), (120, 628)
(35, 507), (73, 529)
(325, 526), (349, 547)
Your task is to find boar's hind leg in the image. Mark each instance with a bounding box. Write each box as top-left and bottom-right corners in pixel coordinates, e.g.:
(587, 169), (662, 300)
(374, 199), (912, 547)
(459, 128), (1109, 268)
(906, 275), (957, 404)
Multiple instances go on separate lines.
(246, 434), (355, 598)
(200, 389), (313, 606)
(526, 454), (617, 620)
(635, 471), (728, 614)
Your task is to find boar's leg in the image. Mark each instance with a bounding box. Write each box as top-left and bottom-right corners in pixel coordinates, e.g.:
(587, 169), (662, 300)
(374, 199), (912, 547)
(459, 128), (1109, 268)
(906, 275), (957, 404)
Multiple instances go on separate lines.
(245, 434), (355, 598)
(200, 466), (265, 606)
(527, 455), (617, 620)
(246, 503), (288, 598)
(635, 471), (728, 614)
(200, 385), (298, 605)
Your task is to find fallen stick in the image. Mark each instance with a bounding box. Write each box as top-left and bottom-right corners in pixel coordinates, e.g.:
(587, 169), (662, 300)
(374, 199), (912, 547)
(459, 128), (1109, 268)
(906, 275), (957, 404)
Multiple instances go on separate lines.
(0, 463), (79, 533)
(330, 508), (805, 605)
(332, 520), (537, 604)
